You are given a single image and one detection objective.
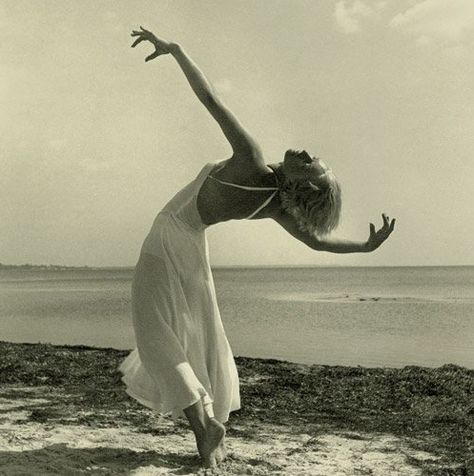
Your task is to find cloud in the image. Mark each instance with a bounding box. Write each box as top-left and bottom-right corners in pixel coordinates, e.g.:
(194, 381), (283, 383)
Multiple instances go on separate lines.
(375, 1), (389, 11)
(390, 0), (474, 43)
(48, 138), (67, 152)
(0, 75), (8, 102)
(103, 10), (126, 35)
(78, 158), (111, 173)
(334, 1), (377, 34)
(444, 44), (469, 58)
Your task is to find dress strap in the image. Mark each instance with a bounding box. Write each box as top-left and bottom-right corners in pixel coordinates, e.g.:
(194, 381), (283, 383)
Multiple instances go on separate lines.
(207, 174), (279, 191)
(245, 190), (278, 220)
(207, 168), (279, 219)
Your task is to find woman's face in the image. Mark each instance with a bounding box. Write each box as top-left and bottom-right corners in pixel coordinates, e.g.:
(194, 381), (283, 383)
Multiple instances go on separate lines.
(282, 149), (331, 185)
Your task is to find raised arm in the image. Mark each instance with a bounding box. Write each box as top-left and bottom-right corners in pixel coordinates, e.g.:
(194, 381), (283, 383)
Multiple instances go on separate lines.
(275, 212), (395, 254)
(131, 27), (262, 163)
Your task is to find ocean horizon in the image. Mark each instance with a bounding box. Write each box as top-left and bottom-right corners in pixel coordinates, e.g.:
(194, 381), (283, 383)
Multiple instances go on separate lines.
(1, 265), (473, 369)
(2, 263), (473, 268)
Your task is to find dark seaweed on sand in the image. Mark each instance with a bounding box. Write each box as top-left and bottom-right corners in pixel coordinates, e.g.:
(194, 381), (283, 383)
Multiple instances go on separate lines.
(1, 341), (473, 474)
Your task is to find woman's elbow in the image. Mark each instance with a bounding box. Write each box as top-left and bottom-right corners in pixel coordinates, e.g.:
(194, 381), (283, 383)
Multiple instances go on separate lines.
(310, 236), (333, 252)
(308, 237), (328, 252)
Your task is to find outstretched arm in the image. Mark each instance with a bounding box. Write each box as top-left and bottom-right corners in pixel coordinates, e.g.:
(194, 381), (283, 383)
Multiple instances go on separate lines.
(275, 212), (396, 253)
(131, 27), (262, 162)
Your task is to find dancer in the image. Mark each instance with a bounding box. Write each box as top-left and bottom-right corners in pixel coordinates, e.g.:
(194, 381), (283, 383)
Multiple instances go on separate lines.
(119, 27), (395, 469)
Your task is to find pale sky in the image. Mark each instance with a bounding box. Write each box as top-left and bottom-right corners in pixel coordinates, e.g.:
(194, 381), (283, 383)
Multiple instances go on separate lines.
(2, 0), (473, 267)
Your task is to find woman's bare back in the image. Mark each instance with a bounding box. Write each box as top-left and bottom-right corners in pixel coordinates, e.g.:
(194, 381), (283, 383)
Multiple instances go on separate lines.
(196, 159), (280, 226)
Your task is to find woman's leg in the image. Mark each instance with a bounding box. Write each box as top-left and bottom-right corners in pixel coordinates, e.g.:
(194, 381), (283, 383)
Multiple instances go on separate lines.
(183, 398), (226, 468)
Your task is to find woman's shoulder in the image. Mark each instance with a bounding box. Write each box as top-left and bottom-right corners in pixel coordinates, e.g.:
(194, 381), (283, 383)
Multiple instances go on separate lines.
(212, 156), (278, 187)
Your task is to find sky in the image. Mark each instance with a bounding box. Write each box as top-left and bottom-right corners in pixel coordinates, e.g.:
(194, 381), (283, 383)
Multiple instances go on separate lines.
(1, 0), (474, 267)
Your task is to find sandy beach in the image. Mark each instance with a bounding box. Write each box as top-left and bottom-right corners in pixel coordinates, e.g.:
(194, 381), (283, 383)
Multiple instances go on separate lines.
(0, 341), (472, 475)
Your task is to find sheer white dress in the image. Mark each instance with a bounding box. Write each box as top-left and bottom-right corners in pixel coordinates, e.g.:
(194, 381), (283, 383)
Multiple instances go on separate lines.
(119, 162), (278, 423)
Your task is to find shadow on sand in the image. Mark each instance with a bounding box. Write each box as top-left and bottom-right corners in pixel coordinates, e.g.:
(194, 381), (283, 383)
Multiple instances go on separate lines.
(0, 443), (202, 475)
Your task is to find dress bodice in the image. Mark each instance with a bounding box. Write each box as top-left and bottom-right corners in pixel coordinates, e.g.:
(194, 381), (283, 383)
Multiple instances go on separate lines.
(141, 163), (279, 256)
(160, 163), (215, 230)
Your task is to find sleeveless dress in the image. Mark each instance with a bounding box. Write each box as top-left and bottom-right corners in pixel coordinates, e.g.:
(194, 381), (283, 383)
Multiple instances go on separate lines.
(119, 162), (278, 423)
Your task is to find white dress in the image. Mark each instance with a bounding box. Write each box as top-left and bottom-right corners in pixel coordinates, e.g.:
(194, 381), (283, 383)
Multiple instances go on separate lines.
(119, 162), (278, 423)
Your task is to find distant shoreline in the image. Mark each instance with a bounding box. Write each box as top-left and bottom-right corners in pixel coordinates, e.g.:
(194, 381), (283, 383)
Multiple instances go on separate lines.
(0, 263), (94, 271)
(1, 263), (473, 271)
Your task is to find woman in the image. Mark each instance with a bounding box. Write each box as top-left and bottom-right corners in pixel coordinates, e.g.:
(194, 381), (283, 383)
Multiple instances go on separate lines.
(119, 27), (395, 469)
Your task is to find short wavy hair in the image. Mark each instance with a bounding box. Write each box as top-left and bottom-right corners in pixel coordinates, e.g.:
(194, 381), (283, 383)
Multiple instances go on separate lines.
(279, 170), (342, 236)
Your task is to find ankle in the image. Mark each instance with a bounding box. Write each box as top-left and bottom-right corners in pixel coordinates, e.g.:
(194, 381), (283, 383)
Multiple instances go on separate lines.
(192, 423), (207, 439)
(195, 416), (216, 437)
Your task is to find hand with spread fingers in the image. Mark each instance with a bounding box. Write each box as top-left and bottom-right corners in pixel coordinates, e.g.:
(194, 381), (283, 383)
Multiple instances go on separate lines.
(131, 26), (175, 62)
(365, 213), (396, 252)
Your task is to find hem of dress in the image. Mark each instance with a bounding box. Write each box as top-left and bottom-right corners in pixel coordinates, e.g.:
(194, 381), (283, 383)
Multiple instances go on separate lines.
(218, 403), (241, 424)
(119, 373), (214, 423)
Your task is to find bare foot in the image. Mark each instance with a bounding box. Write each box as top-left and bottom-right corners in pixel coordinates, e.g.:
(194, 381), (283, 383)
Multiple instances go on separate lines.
(195, 418), (225, 468)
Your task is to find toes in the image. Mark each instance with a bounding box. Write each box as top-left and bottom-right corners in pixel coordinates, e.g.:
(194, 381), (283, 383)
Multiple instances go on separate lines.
(204, 454), (217, 469)
(215, 450), (223, 464)
(216, 438), (227, 463)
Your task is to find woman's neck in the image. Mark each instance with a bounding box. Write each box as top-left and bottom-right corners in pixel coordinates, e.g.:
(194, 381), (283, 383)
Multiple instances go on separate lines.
(267, 163), (284, 188)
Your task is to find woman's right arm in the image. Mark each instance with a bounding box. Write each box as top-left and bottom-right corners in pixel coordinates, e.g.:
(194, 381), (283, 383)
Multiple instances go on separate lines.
(131, 27), (263, 165)
(274, 211), (396, 253)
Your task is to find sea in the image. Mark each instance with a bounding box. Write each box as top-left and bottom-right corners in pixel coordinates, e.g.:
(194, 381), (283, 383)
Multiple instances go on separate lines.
(1, 266), (473, 369)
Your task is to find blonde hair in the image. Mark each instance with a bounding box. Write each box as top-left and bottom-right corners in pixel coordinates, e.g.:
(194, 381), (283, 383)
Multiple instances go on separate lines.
(279, 171), (342, 236)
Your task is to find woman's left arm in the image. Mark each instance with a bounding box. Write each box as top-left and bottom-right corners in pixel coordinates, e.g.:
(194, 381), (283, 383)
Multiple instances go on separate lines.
(131, 27), (263, 162)
(171, 44), (263, 160)
(275, 213), (396, 254)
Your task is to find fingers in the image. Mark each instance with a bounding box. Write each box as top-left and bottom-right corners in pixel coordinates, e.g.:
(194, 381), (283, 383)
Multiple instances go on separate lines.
(367, 214), (396, 252)
(145, 50), (162, 62)
(130, 28), (158, 53)
(131, 37), (145, 48)
(131, 28), (151, 39)
(374, 214), (396, 235)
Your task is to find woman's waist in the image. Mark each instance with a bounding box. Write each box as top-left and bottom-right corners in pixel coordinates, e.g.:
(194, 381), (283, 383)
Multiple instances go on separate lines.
(157, 209), (206, 231)
(141, 212), (205, 250)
